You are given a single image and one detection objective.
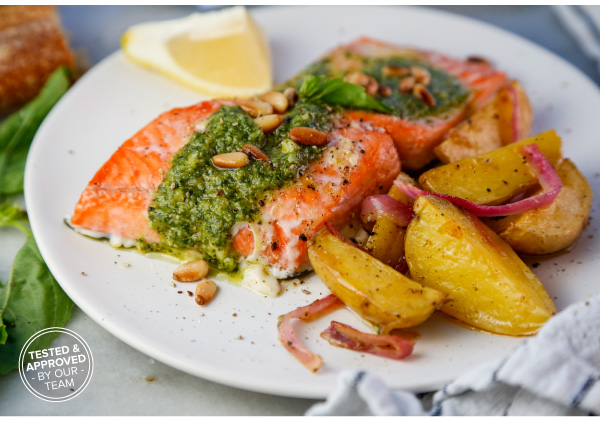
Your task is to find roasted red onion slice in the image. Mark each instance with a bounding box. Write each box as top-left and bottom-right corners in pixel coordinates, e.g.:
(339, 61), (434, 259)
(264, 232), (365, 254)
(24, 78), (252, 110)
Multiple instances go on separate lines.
(277, 294), (344, 373)
(507, 84), (520, 143)
(360, 195), (413, 228)
(320, 321), (414, 360)
(394, 144), (562, 217)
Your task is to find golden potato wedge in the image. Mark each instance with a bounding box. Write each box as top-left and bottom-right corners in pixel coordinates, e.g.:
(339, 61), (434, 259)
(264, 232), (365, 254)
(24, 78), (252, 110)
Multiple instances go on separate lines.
(486, 159), (592, 255)
(309, 230), (447, 333)
(435, 81), (534, 163)
(365, 217), (405, 268)
(420, 130), (562, 205)
(364, 172), (417, 267)
(405, 195), (556, 336)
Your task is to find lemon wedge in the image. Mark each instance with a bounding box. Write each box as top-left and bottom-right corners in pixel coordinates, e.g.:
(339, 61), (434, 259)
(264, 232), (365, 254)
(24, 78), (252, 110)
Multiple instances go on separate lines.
(121, 6), (272, 97)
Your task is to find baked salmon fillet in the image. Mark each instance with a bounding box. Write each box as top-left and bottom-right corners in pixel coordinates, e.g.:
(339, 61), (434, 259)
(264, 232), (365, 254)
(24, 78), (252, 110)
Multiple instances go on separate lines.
(71, 98), (400, 285)
(284, 37), (507, 170)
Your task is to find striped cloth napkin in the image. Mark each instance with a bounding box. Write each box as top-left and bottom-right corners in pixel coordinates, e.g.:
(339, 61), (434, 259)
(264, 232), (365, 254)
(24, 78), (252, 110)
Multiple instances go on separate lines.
(307, 295), (600, 416)
(553, 5), (600, 75)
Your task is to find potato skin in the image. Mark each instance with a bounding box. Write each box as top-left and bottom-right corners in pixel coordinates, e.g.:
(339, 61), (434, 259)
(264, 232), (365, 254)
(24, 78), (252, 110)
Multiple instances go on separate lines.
(365, 218), (405, 269)
(364, 172), (418, 267)
(420, 130), (562, 205)
(309, 230), (447, 333)
(486, 159), (593, 255)
(434, 81), (533, 163)
(405, 196), (556, 336)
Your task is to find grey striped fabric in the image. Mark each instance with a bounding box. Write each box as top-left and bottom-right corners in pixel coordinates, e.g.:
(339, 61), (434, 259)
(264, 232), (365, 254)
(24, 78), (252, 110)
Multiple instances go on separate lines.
(307, 295), (600, 416)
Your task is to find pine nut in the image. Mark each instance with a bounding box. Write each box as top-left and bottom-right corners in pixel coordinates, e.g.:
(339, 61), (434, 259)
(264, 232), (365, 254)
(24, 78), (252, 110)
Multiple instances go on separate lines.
(382, 65), (410, 77)
(289, 127), (328, 146)
(410, 66), (431, 86)
(398, 76), (416, 93)
(344, 71), (370, 86)
(242, 144), (269, 161)
(283, 87), (297, 107)
(173, 260), (209, 282)
(212, 152), (250, 169)
(254, 114), (284, 133)
(378, 85), (392, 97)
(413, 83), (436, 107)
(365, 78), (379, 97)
(344, 71), (379, 97)
(195, 279), (217, 306)
(261, 91), (289, 113)
(467, 56), (491, 66)
(240, 100), (273, 118)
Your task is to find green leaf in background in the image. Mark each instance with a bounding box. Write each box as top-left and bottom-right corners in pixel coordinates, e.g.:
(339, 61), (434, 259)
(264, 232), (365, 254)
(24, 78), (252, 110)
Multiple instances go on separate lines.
(0, 66), (70, 196)
(0, 322), (6, 345)
(0, 201), (30, 346)
(0, 66), (74, 375)
(0, 232), (74, 374)
(0, 201), (29, 236)
(298, 75), (394, 114)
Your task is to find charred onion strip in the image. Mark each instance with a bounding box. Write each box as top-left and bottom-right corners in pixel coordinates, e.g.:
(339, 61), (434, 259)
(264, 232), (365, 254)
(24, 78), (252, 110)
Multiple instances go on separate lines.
(320, 321), (415, 360)
(277, 294), (345, 373)
(507, 84), (521, 143)
(394, 144), (562, 217)
(360, 195), (414, 228)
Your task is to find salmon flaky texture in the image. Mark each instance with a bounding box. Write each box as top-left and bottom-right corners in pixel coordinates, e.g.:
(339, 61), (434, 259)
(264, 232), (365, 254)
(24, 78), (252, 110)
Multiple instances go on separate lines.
(71, 37), (507, 282)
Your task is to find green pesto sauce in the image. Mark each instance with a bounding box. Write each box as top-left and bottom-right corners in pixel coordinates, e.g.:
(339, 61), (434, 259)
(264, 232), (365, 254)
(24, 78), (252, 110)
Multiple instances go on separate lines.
(147, 100), (333, 271)
(283, 55), (469, 121)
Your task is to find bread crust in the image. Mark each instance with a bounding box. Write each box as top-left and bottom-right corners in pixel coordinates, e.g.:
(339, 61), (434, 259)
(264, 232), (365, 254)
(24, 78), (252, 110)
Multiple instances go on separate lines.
(0, 5), (74, 114)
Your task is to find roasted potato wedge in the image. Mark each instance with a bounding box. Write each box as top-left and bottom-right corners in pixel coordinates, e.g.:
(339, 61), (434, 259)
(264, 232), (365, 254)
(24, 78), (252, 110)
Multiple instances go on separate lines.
(420, 130), (562, 205)
(309, 230), (447, 333)
(486, 159), (592, 255)
(365, 217), (405, 268)
(364, 172), (417, 266)
(434, 81), (534, 163)
(405, 195), (556, 336)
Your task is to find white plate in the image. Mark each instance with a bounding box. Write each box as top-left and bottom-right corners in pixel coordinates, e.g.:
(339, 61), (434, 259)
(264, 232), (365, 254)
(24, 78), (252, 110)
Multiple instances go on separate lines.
(25, 6), (600, 398)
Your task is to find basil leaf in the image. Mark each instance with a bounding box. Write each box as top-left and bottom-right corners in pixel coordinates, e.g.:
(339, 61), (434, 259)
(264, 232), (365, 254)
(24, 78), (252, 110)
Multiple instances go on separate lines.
(0, 201), (74, 374)
(298, 75), (394, 114)
(0, 67), (70, 195)
(0, 234), (74, 374)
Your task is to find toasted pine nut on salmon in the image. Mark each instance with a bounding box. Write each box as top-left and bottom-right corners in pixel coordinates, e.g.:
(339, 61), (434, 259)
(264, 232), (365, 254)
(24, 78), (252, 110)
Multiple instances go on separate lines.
(298, 37), (507, 170)
(261, 91), (289, 113)
(212, 152), (250, 168)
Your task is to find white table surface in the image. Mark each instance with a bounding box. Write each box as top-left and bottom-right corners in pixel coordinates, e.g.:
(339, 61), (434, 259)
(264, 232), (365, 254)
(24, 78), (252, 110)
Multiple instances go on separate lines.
(0, 5), (597, 416)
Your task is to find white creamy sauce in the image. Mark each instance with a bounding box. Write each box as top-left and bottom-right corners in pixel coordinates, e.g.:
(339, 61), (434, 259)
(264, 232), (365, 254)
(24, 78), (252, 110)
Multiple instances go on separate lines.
(65, 216), (138, 248)
(240, 263), (281, 297)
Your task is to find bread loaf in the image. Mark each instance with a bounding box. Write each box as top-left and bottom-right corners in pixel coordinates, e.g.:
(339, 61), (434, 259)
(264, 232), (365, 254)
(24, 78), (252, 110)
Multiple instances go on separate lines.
(0, 5), (74, 114)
